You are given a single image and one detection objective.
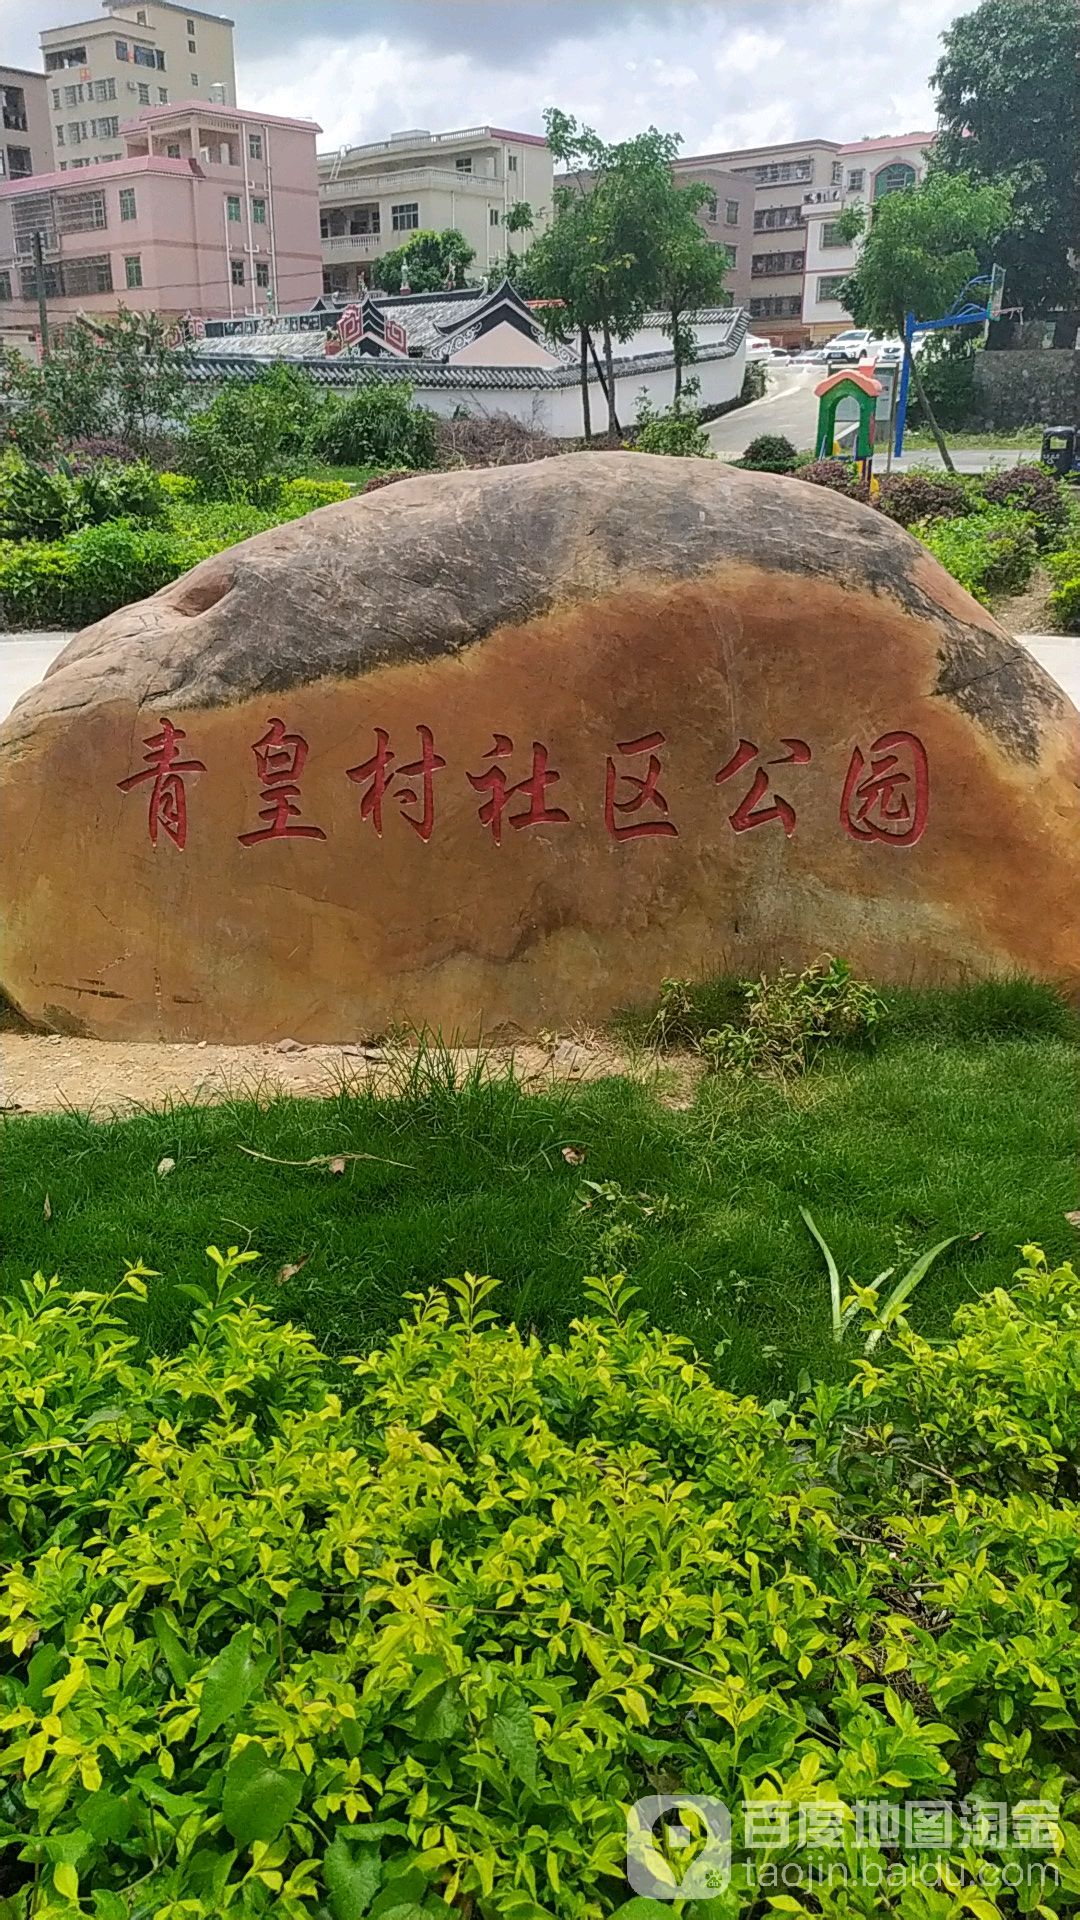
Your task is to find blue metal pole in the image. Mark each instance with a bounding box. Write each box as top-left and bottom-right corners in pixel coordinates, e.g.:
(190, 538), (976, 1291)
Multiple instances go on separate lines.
(893, 310), (916, 459)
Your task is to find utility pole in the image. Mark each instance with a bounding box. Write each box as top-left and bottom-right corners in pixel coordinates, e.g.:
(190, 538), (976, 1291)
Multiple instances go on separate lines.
(32, 230), (49, 359)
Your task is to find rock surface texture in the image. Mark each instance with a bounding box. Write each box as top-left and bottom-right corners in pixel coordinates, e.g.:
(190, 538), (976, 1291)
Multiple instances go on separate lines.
(1, 452), (1077, 1042)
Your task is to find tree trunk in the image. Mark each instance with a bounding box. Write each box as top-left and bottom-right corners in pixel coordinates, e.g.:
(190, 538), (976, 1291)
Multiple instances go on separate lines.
(672, 306), (682, 398)
(907, 344), (955, 473)
(580, 327), (591, 442)
(601, 319), (620, 437)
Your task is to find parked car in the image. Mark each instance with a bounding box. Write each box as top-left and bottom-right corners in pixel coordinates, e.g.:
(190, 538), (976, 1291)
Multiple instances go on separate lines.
(822, 328), (875, 364)
(745, 334), (776, 359)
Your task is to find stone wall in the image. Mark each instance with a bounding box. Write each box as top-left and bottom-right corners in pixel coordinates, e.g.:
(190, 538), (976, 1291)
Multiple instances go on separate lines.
(972, 349), (1079, 431)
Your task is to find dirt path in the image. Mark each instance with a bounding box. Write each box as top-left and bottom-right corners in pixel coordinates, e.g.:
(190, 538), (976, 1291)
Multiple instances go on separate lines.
(0, 1032), (695, 1119)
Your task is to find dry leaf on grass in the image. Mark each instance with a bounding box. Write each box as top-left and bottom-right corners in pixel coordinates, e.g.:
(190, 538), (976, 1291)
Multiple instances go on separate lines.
(1066, 1211), (1080, 1230)
(156, 1156), (176, 1178)
(561, 1146), (587, 1165)
(42, 1192), (51, 1221)
(277, 1259), (309, 1286)
(328, 1156), (347, 1175)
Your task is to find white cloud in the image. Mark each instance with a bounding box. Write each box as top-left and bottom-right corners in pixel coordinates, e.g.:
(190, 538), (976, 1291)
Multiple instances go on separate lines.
(1, 0), (969, 157)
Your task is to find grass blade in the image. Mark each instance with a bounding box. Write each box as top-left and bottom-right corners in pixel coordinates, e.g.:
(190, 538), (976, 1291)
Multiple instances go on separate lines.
(865, 1235), (961, 1352)
(800, 1205), (843, 1343)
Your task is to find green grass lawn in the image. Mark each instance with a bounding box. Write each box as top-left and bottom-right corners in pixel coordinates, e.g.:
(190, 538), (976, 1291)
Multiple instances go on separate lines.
(304, 461), (383, 488)
(2, 985), (1076, 1399)
(900, 428), (1043, 451)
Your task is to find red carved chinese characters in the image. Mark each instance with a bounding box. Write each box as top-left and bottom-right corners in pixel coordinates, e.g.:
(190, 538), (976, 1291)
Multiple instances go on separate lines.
(841, 731), (929, 847)
(346, 724), (446, 843)
(604, 731), (678, 841)
(715, 737), (811, 835)
(117, 717), (205, 849)
(238, 717), (326, 846)
(467, 734), (570, 844)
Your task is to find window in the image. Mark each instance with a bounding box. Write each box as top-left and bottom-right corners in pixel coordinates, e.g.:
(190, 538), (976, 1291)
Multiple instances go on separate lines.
(134, 44), (157, 67)
(166, 141), (181, 157)
(831, 160), (843, 184)
(44, 44), (87, 71)
(188, 37), (197, 51)
(752, 250), (805, 276)
(226, 193), (241, 220)
(0, 271), (10, 301)
(23, 252), (112, 298)
(248, 132), (262, 160)
(67, 121), (86, 144)
(63, 85), (82, 107)
(91, 117), (119, 139)
(155, 49), (165, 68)
(846, 167), (865, 192)
(94, 78), (117, 102)
(489, 206), (499, 225)
(137, 84), (150, 105)
(158, 87), (168, 103)
(753, 204), (802, 232)
(391, 200), (419, 230)
(455, 155), (472, 171)
(874, 161), (916, 199)
(187, 16), (196, 30)
(190, 72), (198, 86)
(507, 153), (517, 171)
(51, 88), (60, 108)
(820, 219), (847, 248)
(725, 246), (736, 266)
(256, 261), (270, 288)
(115, 39), (129, 60)
(7, 147), (31, 178)
(119, 186), (137, 221)
(56, 188), (106, 233)
(725, 198), (740, 226)
(137, 7), (147, 20)
(817, 274), (847, 302)
(55, 124), (65, 146)
(736, 157), (812, 184)
(230, 257), (244, 285)
(251, 196), (266, 224)
(125, 254), (143, 287)
(748, 294), (802, 318)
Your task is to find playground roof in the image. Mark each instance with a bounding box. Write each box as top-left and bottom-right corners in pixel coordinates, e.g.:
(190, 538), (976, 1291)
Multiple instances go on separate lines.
(813, 369), (883, 401)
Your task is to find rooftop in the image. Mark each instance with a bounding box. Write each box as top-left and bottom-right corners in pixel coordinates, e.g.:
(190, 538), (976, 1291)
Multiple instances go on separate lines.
(320, 123), (547, 165)
(839, 131), (936, 154)
(104, 0), (234, 23)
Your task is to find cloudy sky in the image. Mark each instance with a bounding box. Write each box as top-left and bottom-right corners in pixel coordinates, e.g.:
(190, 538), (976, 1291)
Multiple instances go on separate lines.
(3, 0), (970, 153)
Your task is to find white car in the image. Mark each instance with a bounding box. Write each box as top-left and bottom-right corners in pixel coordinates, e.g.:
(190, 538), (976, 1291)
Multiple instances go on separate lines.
(745, 334), (776, 359)
(823, 328), (875, 364)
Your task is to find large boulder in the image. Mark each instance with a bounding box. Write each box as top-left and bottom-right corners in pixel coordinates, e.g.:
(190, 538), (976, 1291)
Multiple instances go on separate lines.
(1, 452), (1077, 1042)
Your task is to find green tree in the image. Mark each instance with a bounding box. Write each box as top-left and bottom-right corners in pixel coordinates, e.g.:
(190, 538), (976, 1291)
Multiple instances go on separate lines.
(528, 109), (683, 437)
(654, 185), (730, 396)
(504, 200), (535, 259)
(837, 171), (1011, 468)
(0, 307), (192, 456)
(931, 0), (1079, 326)
(376, 229), (476, 295)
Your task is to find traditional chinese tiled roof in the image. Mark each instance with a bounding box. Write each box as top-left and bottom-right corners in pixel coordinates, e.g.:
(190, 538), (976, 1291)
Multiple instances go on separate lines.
(184, 313), (749, 388)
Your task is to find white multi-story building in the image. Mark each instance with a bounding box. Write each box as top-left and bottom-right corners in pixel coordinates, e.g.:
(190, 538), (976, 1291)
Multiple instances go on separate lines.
(40, 0), (236, 171)
(801, 133), (935, 339)
(318, 125), (552, 296)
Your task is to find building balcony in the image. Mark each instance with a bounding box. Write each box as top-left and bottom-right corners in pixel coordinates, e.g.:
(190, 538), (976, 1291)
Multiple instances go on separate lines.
(321, 232), (383, 257)
(320, 166), (495, 201)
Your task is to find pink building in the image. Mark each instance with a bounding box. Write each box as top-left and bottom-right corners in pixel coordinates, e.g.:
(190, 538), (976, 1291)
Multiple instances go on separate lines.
(0, 101), (322, 328)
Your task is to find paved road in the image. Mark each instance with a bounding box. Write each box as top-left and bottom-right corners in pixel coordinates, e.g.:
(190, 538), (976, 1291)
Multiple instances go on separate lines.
(3, 629), (1078, 723)
(708, 367), (1038, 471)
(707, 365), (820, 455)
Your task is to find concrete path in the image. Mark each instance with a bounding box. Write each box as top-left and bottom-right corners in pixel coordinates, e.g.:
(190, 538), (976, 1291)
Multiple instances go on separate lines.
(0, 634), (71, 722)
(707, 365), (820, 455)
